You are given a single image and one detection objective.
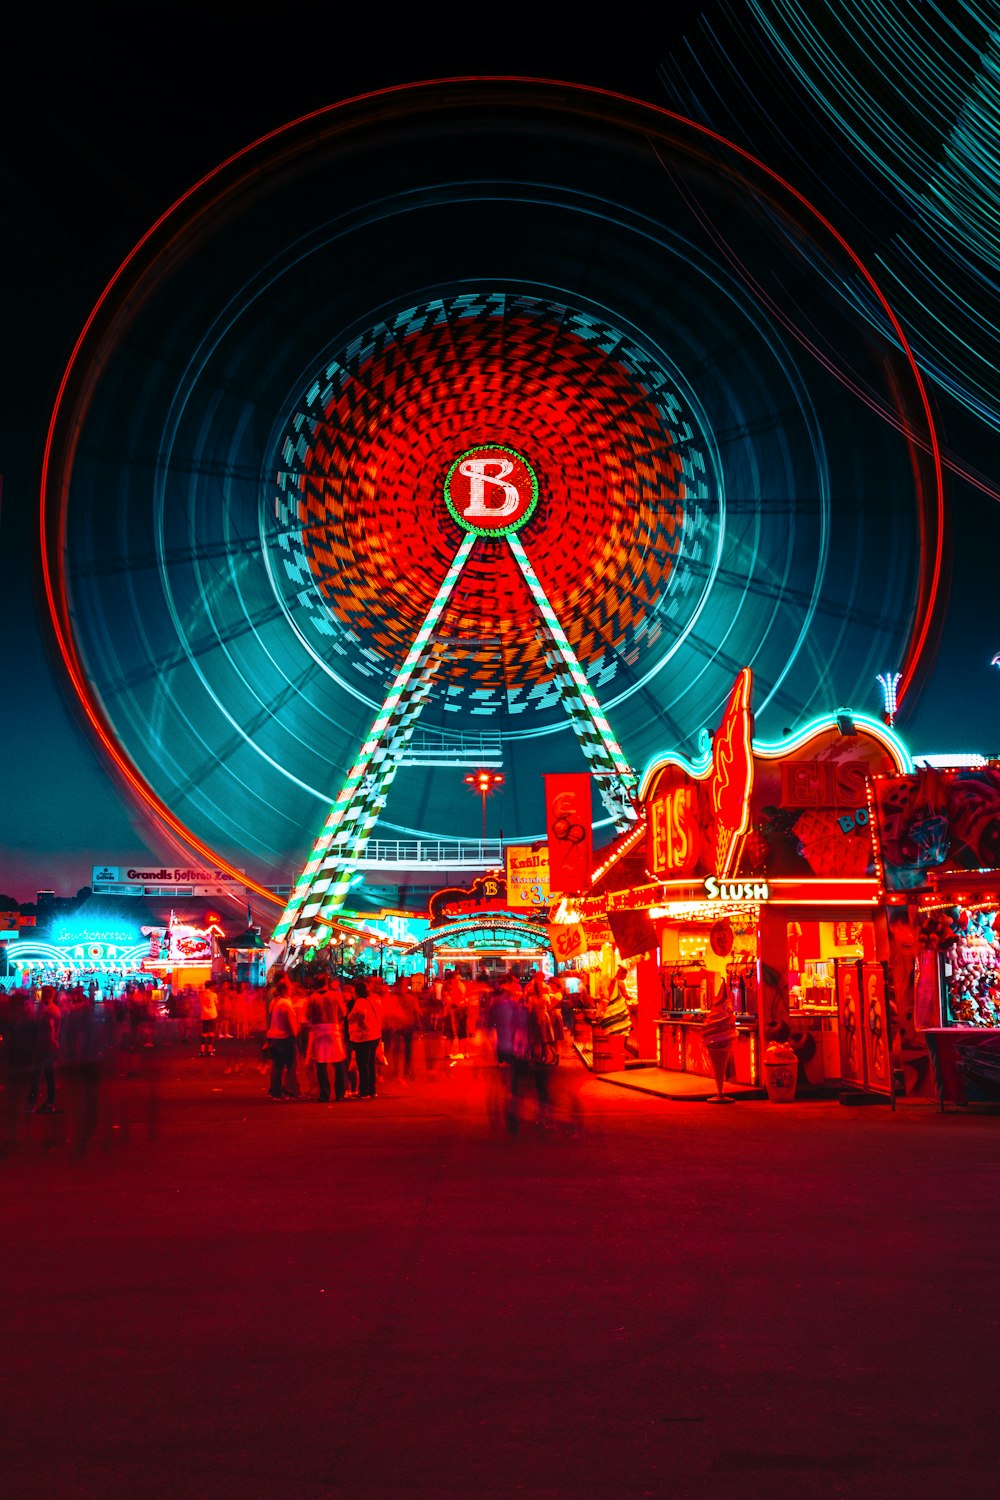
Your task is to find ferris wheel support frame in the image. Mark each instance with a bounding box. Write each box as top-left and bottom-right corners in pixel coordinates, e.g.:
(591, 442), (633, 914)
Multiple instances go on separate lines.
(274, 530), (637, 950)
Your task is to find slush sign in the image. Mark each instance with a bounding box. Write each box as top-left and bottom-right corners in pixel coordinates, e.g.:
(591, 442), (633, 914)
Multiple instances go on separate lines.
(703, 876), (769, 902)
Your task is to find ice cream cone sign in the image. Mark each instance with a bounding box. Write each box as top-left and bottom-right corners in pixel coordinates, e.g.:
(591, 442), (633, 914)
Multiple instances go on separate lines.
(702, 982), (738, 1101)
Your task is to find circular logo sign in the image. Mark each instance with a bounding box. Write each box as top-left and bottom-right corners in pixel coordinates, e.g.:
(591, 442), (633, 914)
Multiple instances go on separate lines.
(444, 445), (538, 536)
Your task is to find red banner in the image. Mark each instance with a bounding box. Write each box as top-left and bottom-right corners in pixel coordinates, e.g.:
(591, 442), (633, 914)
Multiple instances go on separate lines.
(545, 774), (594, 894)
(836, 960), (865, 1089)
(861, 961), (893, 1097)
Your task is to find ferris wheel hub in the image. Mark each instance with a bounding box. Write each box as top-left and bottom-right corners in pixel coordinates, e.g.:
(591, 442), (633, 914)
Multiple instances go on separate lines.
(443, 444), (538, 537)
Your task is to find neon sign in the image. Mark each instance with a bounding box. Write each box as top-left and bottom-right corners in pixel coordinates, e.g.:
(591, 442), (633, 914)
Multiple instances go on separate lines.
(648, 782), (699, 877)
(645, 669), (754, 880)
(710, 668), (754, 876)
(429, 873), (508, 928)
(703, 876), (769, 902)
(444, 445), (538, 537)
(641, 670), (910, 883)
(51, 922), (139, 946)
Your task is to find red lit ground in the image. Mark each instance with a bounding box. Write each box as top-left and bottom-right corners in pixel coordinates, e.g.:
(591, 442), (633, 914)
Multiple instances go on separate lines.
(2, 1042), (998, 1498)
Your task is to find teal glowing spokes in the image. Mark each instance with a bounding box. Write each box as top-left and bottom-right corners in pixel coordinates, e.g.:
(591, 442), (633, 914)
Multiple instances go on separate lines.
(273, 533), (476, 944)
(507, 534), (637, 824)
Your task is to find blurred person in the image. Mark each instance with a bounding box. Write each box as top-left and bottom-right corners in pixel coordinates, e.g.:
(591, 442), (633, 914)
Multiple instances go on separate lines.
(264, 979), (299, 1099)
(423, 969), (445, 1035)
(0, 988), (38, 1154)
(546, 976), (567, 1048)
(305, 986), (347, 1103)
(442, 969), (468, 1058)
(524, 975), (558, 1125)
(199, 981), (218, 1056)
(61, 990), (108, 1158)
(216, 980), (233, 1040)
(27, 986), (61, 1114)
(524, 972), (556, 1060)
(486, 975), (531, 1135)
(175, 985), (196, 1044)
(290, 979), (313, 1090)
(347, 980), (382, 1099)
(463, 972), (487, 1057)
(595, 965), (631, 1040)
(418, 977), (450, 1077)
(233, 982), (253, 1041)
(387, 978), (417, 1081)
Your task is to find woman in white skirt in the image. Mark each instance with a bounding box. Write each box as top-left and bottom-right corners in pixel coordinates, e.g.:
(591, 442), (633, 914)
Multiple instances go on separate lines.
(305, 988), (347, 1102)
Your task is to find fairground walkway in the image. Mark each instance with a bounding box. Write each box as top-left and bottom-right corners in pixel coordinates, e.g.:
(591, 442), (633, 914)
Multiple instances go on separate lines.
(2, 1038), (997, 1499)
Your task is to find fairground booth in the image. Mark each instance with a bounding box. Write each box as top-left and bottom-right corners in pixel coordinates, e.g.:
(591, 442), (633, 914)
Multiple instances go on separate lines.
(569, 669), (915, 1098)
(5, 910), (224, 998)
(872, 762), (1000, 1105)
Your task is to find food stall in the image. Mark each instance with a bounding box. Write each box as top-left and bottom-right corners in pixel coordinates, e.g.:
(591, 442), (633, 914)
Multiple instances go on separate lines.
(219, 923), (268, 987)
(581, 669), (912, 1096)
(873, 762), (1000, 1104)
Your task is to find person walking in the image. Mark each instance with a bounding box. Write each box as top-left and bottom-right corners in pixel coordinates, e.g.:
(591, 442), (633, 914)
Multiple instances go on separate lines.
(486, 975), (531, 1134)
(305, 988), (347, 1102)
(1, 989), (38, 1154)
(264, 981), (299, 1099)
(61, 991), (108, 1157)
(597, 965), (631, 1037)
(347, 981), (382, 1099)
(199, 982), (218, 1056)
(27, 986), (61, 1113)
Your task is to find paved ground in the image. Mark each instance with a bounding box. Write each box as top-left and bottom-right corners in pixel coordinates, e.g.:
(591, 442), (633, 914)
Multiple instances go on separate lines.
(3, 1039), (999, 1499)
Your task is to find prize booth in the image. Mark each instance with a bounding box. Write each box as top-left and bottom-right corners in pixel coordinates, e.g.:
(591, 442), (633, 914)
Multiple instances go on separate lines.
(873, 762), (1000, 1105)
(582, 670), (912, 1097)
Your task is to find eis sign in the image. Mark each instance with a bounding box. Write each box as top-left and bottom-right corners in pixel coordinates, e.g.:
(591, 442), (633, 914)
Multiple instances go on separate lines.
(644, 669), (903, 882)
(648, 782), (700, 879)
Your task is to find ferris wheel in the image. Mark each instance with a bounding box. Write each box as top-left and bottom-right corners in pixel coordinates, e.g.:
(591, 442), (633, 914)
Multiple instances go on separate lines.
(40, 81), (945, 938)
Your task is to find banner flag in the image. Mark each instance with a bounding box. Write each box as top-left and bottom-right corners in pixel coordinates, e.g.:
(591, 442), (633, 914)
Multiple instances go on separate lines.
(544, 773), (593, 893)
(550, 922), (587, 963)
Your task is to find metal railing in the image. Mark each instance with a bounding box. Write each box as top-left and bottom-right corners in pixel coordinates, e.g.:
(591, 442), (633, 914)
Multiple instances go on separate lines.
(354, 839), (505, 868)
(398, 729), (503, 768)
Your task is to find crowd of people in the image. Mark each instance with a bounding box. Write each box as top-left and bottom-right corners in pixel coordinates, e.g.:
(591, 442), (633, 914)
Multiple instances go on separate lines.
(0, 965), (592, 1151)
(0, 980), (163, 1157)
(258, 965), (576, 1109)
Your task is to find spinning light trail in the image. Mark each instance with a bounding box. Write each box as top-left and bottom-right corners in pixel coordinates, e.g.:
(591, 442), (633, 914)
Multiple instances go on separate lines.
(39, 81), (943, 907)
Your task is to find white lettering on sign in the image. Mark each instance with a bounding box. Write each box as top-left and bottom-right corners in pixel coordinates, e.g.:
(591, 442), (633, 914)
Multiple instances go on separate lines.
(703, 875), (770, 902)
(459, 457), (520, 518)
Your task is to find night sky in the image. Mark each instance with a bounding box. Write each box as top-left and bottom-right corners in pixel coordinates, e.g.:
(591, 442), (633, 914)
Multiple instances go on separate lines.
(3, 1), (998, 904)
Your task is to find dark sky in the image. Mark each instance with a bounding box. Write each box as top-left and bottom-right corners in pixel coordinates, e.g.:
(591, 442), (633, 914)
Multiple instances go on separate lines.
(2, 1), (997, 902)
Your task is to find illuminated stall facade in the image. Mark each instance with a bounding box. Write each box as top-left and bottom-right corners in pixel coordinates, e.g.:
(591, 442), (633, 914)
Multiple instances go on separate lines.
(872, 763), (1000, 1103)
(578, 670), (913, 1096)
(5, 912), (224, 995)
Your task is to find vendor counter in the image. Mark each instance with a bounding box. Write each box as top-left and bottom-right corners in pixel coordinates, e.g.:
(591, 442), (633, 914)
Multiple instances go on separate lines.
(656, 1016), (759, 1086)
